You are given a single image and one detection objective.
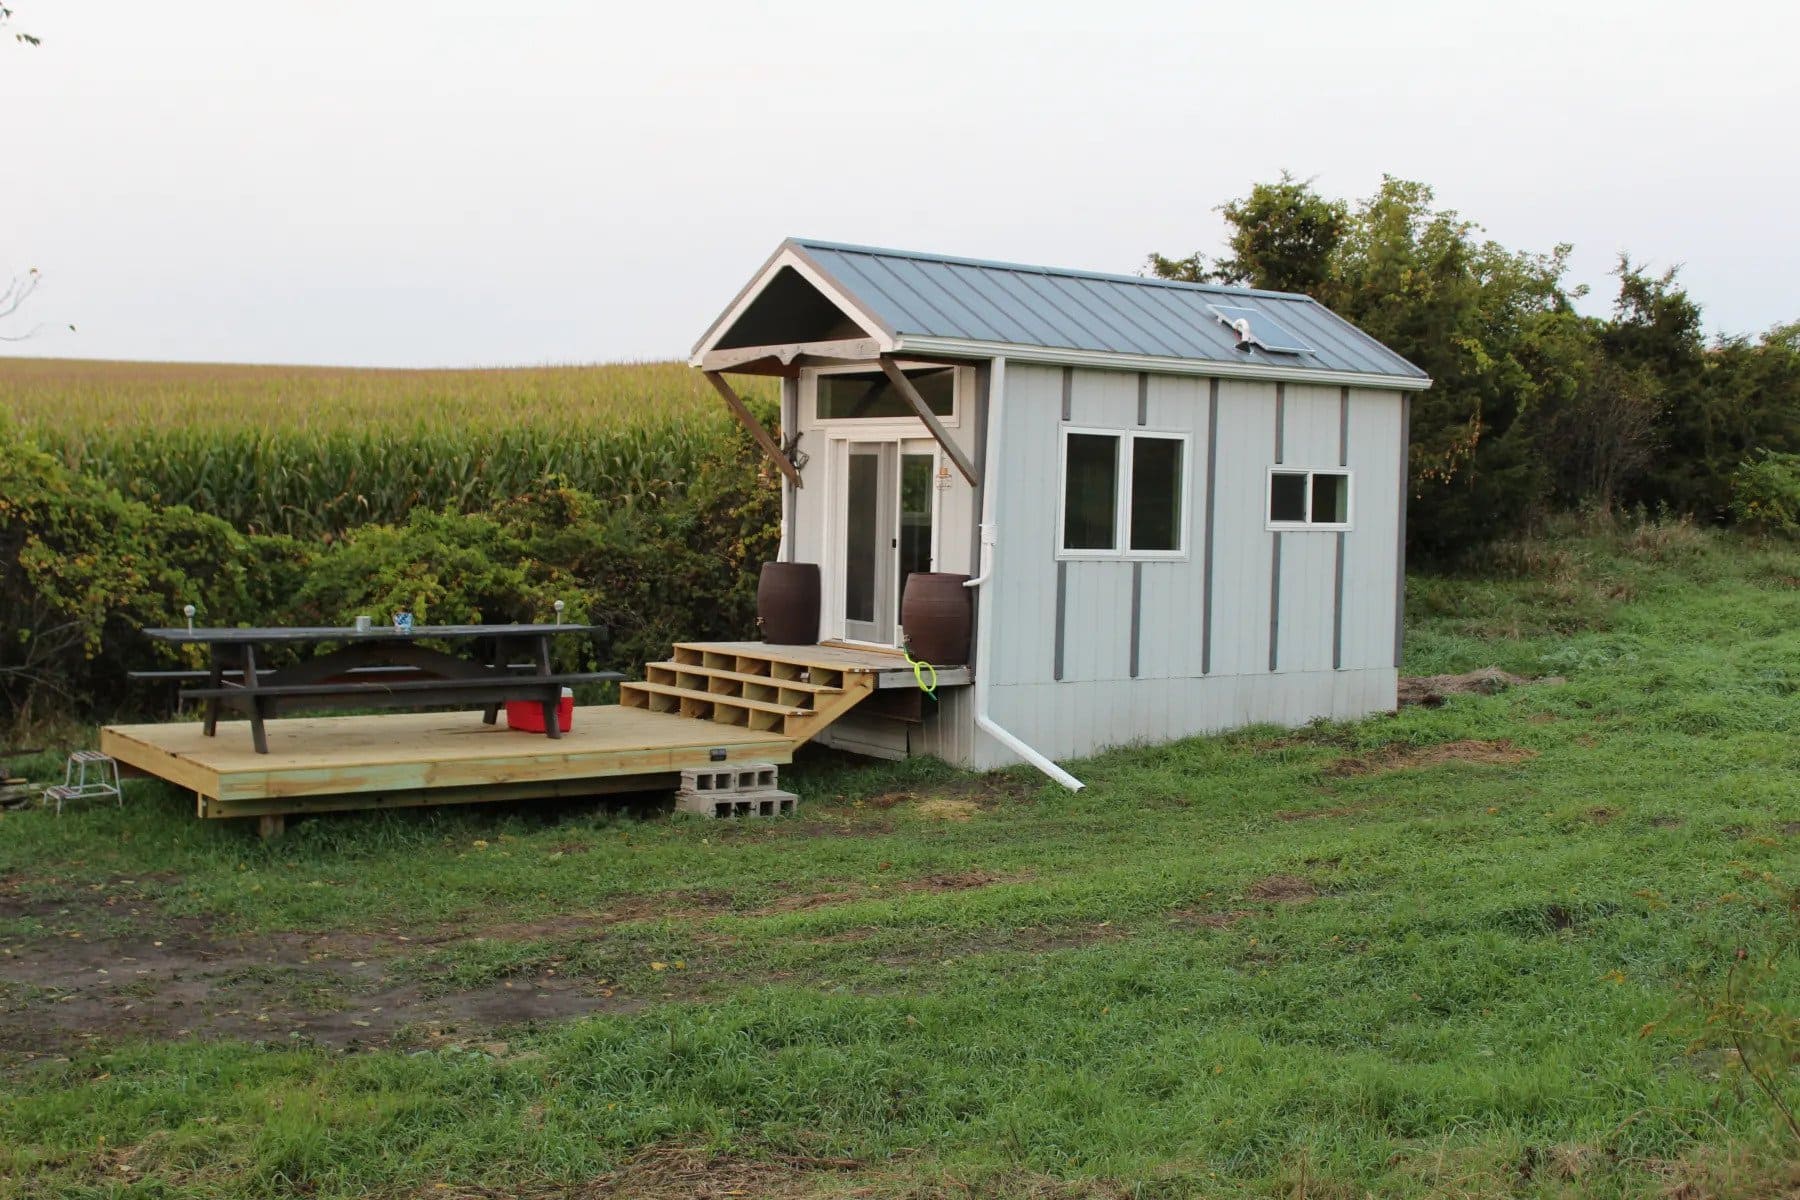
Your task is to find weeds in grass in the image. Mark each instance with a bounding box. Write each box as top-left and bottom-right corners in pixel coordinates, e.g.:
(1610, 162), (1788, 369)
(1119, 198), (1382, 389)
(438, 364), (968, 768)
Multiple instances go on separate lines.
(1674, 879), (1800, 1147)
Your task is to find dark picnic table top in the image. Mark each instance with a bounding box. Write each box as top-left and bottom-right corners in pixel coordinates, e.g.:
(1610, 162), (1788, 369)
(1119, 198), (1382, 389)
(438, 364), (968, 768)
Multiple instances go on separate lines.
(142, 624), (605, 646)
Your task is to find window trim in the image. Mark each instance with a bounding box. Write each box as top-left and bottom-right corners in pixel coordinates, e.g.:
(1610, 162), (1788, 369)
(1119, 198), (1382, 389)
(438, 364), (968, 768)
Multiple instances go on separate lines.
(1056, 426), (1192, 561)
(1265, 466), (1355, 532)
(808, 361), (962, 429)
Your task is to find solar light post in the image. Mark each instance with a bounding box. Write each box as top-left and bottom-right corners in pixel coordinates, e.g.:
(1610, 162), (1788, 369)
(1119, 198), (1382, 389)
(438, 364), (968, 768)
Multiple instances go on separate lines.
(553, 599), (565, 625)
(184, 604), (196, 634)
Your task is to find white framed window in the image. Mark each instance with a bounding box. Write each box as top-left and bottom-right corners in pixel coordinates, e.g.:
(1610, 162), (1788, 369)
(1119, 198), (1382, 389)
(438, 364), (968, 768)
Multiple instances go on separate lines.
(1266, 467), (1353, 531)
(811, 363), (960, 427)
(1058, 427), (1190, 559)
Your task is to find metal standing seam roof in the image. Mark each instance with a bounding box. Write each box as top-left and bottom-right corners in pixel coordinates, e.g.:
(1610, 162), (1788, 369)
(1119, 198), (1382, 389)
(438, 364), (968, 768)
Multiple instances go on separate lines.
(779, 238), (1429, 384)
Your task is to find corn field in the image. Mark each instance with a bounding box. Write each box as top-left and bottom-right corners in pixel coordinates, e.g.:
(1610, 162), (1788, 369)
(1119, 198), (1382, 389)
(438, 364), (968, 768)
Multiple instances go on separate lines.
(1, 358), (778, 536)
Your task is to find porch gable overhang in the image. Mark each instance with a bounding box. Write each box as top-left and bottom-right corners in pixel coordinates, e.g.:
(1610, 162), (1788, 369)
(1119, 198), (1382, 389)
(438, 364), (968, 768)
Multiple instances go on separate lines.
(689, 243), (897, 374)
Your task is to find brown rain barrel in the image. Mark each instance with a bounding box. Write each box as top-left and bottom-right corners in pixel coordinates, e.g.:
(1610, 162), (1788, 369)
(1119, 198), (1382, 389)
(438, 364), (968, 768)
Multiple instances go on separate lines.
(901, 572), (972, 665)
(756, 562), (820, 645)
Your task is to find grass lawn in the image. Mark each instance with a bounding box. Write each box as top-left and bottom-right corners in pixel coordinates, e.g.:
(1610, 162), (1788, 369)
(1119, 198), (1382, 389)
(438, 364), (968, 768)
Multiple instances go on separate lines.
(1, 521), (1796, 1198)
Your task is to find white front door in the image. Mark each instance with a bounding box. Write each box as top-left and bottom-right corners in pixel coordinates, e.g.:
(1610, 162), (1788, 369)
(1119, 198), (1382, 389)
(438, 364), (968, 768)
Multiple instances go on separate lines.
(836, 437), (939, 647)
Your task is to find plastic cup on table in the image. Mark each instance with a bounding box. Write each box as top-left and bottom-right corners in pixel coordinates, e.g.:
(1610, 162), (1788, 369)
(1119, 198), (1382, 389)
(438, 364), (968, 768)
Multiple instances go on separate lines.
(393, 612), (413, 634)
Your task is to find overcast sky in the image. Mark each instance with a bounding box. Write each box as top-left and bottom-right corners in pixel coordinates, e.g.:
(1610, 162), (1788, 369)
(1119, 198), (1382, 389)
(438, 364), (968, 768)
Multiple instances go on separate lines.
(3, 0), (1794, 367)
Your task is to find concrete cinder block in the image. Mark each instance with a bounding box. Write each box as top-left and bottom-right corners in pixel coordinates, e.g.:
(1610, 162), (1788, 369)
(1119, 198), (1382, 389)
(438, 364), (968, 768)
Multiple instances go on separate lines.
(677, 762), (779, 794)
(674, 788), (798, 819)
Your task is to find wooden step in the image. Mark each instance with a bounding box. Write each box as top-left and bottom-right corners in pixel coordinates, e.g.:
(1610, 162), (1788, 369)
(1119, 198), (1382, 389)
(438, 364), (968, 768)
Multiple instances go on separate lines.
(670, 643), (854, 682)
(644, 662), (843, 695)
(620, 681), (808, 717)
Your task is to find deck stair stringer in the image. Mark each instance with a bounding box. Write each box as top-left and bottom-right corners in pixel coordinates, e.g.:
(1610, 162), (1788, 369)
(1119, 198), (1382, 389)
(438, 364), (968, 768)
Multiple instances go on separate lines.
(619, 642), (881, 748)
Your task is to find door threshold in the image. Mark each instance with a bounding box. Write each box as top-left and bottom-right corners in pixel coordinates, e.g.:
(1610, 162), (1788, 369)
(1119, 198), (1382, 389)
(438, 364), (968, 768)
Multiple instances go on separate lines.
(821, 639), (906, 657)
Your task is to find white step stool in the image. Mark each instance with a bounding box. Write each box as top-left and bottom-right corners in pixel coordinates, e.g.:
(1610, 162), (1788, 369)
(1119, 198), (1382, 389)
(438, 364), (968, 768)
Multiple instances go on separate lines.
(43, 750), (123, 816)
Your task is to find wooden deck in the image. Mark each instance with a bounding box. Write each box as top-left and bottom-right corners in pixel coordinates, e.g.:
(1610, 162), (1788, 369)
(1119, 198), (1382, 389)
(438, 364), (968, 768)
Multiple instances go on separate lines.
(101, 705), (792, 820)
(100, 640), (967, 827)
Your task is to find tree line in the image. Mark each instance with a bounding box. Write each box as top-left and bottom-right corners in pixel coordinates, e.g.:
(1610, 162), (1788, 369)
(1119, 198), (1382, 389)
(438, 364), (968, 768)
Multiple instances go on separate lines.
(1148, 175), (1800, 556)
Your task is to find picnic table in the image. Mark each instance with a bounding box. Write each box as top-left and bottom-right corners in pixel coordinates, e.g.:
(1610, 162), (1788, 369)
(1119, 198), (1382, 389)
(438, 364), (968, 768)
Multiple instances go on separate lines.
(136, 623), (621, 754)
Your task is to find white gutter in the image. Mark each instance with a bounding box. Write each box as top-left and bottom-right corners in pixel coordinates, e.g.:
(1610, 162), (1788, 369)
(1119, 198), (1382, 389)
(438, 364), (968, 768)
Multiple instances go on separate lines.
(962, 356), (1085, 792)
(897, 335), (1433, 392)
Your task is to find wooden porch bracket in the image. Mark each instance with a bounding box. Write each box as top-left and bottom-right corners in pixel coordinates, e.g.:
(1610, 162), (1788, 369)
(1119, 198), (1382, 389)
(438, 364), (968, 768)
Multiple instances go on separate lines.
(704, 370), (803, 489)
(699, 337), (883, 374)
(878, 355), (981, 486)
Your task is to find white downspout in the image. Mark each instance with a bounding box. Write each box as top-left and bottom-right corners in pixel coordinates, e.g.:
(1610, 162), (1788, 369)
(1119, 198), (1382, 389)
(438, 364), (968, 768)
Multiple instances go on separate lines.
(962, 356), (1085, 792)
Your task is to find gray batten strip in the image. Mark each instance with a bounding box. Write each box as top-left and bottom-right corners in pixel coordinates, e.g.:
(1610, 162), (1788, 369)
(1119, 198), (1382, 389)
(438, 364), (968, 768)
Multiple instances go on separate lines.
(1202, 380), (1219, 675)
(1053, 559), (1068, 681)
(1060, 366), (1073, 422)
(1128, 561), (1142, 678)
(1338, 386), (1351, 467)
(1274, 382), (1286, 464)
(1332, 531), (1346, 670)
(780, 376), (798, 560)
(1136, 372), (1148, 425)
(1268, 533), (1282, 673)
(1394, 394), (1412, 667)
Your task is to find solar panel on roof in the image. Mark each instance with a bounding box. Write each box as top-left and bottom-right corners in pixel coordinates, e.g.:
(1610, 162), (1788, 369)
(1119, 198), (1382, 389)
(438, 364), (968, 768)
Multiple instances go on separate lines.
(1208, 305), (1312, 355)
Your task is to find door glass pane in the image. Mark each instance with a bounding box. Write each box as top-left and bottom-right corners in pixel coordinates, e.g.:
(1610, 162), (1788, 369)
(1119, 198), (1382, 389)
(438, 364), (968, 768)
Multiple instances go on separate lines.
(1062, 433), (1119, 550)
(897, 453), (935, 612)
(1130, 436), (1184, 551)
(818, 368), (955, 420)
(1311, 472), (1349, 524)
(844, 452), (879, 623)
(1269, 471), (1307, 523)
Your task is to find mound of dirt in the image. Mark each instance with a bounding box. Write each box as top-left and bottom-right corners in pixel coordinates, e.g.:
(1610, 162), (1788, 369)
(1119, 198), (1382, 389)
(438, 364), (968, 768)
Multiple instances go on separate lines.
(1398, 667), (1564, 708)
(1326, 738), (1538, 778)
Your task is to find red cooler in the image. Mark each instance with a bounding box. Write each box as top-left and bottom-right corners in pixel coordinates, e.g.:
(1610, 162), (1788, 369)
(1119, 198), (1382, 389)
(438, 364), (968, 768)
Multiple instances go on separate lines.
(505, 687), (574, 733)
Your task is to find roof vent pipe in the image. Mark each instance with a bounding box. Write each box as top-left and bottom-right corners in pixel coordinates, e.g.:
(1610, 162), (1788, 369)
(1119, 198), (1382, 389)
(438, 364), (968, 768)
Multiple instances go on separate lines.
(962, 356), (1084, 792)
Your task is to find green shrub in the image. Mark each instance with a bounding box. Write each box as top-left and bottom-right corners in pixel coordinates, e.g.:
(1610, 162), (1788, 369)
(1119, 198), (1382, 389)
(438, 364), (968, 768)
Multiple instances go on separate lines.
(1730, 450), (1800, 534)
(0, 422), (781, 725)
(0, 438), (310, 722)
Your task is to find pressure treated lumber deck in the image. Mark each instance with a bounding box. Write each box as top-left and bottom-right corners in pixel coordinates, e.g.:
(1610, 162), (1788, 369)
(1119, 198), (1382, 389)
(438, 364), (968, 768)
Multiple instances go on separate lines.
(101, 706), (792, 819)
(102, 641), (966, 824)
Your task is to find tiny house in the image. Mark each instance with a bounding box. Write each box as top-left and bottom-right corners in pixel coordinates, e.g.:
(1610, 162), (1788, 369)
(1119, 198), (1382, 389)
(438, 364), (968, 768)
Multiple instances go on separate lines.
(690, 239), (1430, 778)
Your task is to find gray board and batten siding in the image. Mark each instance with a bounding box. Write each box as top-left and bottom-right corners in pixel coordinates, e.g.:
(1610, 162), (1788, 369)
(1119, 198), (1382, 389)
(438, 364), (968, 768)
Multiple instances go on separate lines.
(965, 363), (1405, 769)
(691, 239), (1429, 771)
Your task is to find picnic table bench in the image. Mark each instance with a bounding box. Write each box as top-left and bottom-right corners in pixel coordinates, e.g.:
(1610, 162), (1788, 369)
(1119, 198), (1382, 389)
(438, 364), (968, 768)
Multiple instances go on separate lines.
(135, 623), (620, 755)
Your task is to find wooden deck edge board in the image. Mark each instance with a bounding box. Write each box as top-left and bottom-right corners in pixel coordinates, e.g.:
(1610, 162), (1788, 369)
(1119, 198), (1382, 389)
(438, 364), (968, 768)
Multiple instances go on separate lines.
(220, 738), (794, 801)
(100, 726), (222, 800)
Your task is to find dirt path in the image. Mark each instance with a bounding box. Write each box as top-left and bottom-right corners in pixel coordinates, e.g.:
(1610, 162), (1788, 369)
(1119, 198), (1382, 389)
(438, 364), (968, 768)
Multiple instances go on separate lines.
(0, 891), (651, 1062)
(0, 869), (1026, 1063)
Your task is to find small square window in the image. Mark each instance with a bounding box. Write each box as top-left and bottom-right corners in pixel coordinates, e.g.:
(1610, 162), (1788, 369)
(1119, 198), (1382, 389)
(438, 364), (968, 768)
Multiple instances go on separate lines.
(1268, 468), (1352, 528)
(1311, 472), (1348, 525)
(1269, 472), (1308, 523)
